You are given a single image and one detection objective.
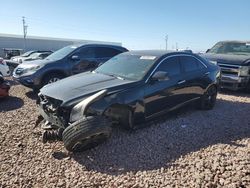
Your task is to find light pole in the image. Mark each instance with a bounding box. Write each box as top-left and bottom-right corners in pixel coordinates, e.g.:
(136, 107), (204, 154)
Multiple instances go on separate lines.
(22, 16), (28, 51)
(165, 35), (168, 50)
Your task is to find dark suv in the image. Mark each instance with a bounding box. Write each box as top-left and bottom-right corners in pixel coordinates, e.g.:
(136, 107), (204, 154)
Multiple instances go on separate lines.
(202, 41), (250, 91)
(13, 44), (128, 90)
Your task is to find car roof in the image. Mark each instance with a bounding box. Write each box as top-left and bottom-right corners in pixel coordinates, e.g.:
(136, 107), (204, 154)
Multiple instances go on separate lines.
(122, 50), (193, 59)
(72, 43), (128, 51)
(218, 40), (250, 43)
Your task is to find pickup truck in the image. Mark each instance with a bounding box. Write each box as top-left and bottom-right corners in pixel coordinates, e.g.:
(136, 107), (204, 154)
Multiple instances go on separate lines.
(202, 41), (250, 92)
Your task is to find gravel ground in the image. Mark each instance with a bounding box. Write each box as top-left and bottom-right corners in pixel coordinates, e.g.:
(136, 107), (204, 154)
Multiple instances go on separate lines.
(0, 79), (249, 188)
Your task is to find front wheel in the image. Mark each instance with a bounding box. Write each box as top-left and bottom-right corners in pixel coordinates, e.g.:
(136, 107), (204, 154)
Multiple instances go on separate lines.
(42, 73), (64, 87)
(198, 85), (217, 110)
(62, 116), (112, 152)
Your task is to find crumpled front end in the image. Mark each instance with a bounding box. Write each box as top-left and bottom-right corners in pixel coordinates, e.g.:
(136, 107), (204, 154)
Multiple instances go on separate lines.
(38, 89), (108, 129)
(38, 93), (70, 129)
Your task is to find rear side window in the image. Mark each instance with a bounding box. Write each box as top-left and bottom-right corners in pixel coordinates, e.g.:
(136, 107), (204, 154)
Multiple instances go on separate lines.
(156, 57), (181, 77)
(180, 56), (205, 72)
(95, 47), (122, 58)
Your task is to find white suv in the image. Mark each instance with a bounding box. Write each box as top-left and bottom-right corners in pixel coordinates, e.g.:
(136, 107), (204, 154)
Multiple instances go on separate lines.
(0, 58), (10, 76)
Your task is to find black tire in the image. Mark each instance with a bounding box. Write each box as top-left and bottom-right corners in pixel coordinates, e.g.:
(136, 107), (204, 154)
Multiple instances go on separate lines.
(42, 72), (64, 87)
(62, 116), (112, 152)
(198, 85), (217, 110)
(245, 82), (250, 93)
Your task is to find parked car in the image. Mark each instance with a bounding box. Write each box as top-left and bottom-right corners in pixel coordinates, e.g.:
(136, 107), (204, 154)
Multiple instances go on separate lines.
(38, 50), (220, 152)
(23, 51), (53, 62)
(202, 41), (250, 92)
(13, 44), (128, 91)
(11, 50), (53, 64)
(0, 75), (10, 98)
(0, 58), (10, 76)
(3, 48), (23, 59)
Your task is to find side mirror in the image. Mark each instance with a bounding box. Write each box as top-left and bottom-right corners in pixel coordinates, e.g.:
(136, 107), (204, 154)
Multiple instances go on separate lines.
(206, 49), (210, 53)
(71, 55), (80, 61)
(151, 71), (169, 81)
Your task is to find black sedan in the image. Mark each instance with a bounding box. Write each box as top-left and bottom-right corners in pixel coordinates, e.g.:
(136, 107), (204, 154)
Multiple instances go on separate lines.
(38, 50), (220, 152)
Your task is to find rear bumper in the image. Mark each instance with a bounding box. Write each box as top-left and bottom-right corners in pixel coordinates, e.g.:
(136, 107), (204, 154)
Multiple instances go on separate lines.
(220, 74), (249, 90)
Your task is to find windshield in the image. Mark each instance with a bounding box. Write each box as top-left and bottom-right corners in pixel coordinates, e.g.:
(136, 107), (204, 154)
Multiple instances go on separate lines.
(95, 53), (157, 81)
(28, 52), (40, 58)
(46, 45), (77, 60)
(209, 42), (250, 55)
(21, 51), (34, 57)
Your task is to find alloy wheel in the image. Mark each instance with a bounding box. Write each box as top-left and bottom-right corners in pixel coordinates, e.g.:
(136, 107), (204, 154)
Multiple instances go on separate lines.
(48, 77), (60, 84)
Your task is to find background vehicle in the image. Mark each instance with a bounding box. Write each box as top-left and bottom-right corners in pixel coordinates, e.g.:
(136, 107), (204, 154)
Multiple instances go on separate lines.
(0, 58), (10, 76)
(13, 44), (128, 90)
(3, 48), (23, 59)
(0, 75), (10, 98)
(202, 41), (250, 92)
(11, 50), (53, 64)
(38, 50), (220, 152)
(22, 51), (53, 62)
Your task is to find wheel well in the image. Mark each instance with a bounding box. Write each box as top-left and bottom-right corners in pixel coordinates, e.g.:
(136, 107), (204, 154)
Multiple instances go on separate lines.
(41, 70), (66, 83)
(104, 104), (132, 121)
(206, 83), (218, 92)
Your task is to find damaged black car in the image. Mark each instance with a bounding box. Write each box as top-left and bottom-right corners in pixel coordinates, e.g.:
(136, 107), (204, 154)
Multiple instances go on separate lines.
(38, 50), (220, 152)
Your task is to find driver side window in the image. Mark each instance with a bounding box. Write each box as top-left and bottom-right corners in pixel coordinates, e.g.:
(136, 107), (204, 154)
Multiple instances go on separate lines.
(156, 57), (181, 78)
(76, 47), (95, 59)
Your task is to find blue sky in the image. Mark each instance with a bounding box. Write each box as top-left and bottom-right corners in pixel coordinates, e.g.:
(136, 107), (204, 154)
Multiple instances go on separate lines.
(0, 0), (249, 51)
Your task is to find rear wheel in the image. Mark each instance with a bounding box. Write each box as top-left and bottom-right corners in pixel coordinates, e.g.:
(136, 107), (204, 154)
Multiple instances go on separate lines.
(62, 116), (111, 152)
(198, 85), (217, 110)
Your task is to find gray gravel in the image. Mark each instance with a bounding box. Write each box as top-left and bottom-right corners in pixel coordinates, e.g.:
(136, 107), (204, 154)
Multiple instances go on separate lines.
(0, 79), (250, 188)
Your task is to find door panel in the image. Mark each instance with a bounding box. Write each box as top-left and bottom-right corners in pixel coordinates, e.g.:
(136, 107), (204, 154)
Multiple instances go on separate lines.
(144, 56), (187, 118)
(144, 77), (186, 117)
(179, 56), (207, 100)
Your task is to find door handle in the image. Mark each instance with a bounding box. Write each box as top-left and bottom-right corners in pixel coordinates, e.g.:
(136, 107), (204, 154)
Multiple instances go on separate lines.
(177, 80), (186, 84)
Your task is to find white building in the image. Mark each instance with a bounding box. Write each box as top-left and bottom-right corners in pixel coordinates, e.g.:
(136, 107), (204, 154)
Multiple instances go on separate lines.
(0, 33), (122, 57)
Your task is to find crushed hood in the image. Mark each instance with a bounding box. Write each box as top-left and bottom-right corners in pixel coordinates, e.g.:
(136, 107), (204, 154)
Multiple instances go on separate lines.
(40, 72), (137, 106)
(202, 53), (250, 65)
